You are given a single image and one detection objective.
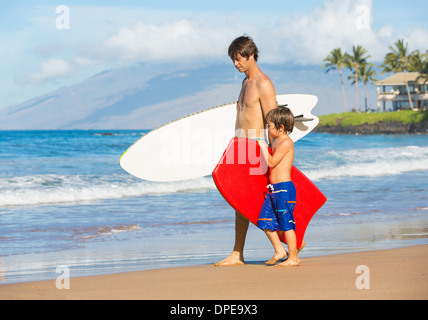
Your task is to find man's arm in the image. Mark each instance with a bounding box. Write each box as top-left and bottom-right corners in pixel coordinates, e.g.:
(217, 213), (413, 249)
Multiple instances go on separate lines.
(235, 103), (240, 134)
(234, 79), (246, 136)
(258, 79), (277, 119)
(258, 78), (277, 144)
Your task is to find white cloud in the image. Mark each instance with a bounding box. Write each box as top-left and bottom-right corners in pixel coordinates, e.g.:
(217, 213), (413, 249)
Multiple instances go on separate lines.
(103, 19), (231, 62)
(259, 0), (383, 64)
(378, 24), (394, 39)
(405, 28), (428, 53)
(25, 58), (72, 84)
(94, 0), (405, 66)
(15, 1), (428, 86)
(72, 56), (97, 67)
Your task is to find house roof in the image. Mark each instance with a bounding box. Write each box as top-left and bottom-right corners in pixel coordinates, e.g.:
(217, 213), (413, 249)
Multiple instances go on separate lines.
(375, 72), (424, 86)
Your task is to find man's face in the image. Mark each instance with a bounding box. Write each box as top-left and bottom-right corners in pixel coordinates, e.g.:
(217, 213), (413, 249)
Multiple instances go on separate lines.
(232, 54), (253, 73)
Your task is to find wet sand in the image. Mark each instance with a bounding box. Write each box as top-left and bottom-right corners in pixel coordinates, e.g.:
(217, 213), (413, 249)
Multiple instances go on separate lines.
(1, 245), (427, 300)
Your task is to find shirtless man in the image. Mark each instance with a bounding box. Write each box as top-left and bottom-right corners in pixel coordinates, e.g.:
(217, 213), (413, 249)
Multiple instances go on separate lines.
(214, 36), (277, 266)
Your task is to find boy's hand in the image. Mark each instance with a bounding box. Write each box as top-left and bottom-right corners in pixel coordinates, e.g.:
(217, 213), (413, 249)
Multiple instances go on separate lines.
(257, 140), (270, 164)
(257, 139), (268, 150)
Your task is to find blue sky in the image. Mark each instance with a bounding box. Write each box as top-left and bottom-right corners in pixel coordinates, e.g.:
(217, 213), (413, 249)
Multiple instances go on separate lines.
(1, 0), (427, 109)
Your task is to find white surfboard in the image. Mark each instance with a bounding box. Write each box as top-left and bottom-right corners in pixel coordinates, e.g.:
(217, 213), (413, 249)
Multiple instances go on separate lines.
(120, 94), (319, 182)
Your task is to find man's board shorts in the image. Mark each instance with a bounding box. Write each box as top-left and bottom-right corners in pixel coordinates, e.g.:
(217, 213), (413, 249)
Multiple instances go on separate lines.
(258, 181), (296, 232)
(250, 137), (270, 147)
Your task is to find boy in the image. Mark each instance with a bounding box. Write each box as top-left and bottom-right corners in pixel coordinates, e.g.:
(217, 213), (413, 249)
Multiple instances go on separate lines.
(258, 106), (301, 267)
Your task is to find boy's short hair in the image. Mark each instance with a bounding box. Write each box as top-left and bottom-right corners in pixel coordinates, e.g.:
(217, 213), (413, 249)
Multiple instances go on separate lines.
(228, 36), (259, 62)
(266, 107), (295, 133)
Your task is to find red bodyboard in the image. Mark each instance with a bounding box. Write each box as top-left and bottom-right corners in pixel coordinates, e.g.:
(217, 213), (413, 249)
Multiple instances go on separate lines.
(212, 138), (327, 248)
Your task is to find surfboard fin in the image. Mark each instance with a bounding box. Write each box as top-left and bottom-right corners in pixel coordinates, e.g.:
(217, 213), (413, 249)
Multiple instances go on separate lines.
(294, 114), (314, 122)
(277, 106), (314, 122)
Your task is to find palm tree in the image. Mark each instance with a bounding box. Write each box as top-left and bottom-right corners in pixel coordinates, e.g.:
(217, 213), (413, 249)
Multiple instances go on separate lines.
(380, 52), (400, 74)
(345, 45), (371, 113)
(411, 50), (428, 83)
(361, 64), (377, 112)
(408, 50), (423, 72)
(322, 48), (349, 112)
(382, 39), (417, 109)
(350, 63), (377, 112)
(416, 59), (428, 83)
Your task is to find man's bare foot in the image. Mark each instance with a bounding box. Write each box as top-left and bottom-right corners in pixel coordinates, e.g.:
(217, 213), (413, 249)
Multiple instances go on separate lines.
(265, 251), (288, 265)
(275, 257), (300, 267)
(214, 252), (244, 267)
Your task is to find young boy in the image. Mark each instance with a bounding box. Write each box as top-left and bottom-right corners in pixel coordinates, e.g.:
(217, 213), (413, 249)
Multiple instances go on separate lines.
(258, 106), (301, 267)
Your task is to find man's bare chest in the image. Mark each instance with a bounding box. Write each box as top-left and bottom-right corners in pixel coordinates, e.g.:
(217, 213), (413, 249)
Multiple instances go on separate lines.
(238, 81), (259, 110)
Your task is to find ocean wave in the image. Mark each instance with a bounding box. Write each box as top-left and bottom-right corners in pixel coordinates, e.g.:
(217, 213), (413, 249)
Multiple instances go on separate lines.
(1, 145), (427, 206)
(302, 145), (428, 181)
(79, 224), (142, 239)
(0, 174), (216, 207)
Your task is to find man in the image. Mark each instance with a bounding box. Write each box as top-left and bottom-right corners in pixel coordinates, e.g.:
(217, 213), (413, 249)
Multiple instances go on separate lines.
(215, 36), (277, 266)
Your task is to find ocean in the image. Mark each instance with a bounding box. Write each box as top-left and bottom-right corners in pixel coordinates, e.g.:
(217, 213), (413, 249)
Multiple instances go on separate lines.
(1, 130), (427, 284)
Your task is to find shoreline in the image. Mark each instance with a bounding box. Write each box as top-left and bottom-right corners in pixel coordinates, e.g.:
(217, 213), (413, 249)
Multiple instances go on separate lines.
(314, 120), (428, 135)
(1, 244), (427, 300)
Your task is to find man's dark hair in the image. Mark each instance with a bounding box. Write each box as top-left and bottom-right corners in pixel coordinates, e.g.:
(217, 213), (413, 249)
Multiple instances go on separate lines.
(228, 36), (259, 62)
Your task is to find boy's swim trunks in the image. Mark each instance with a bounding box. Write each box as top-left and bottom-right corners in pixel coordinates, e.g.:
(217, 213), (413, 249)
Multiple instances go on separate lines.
(258, 181), (296, 232)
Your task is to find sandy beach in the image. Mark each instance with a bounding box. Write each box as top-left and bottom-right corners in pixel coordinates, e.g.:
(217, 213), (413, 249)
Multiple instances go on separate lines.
(1, 245), (427, 300)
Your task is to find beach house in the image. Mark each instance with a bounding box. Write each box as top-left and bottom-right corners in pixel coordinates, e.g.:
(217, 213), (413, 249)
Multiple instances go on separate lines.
(375, 72), (428, 111)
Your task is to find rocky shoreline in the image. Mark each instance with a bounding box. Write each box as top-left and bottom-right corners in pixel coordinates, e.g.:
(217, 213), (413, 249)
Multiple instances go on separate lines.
(314, 121), (428, 135)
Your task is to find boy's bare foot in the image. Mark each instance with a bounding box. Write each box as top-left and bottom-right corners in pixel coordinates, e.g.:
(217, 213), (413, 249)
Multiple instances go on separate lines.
(265, 251), (288, 265)
(214, 252), (244, 267)
(275, 257), (300, 267)
(298, 241), (306, 253)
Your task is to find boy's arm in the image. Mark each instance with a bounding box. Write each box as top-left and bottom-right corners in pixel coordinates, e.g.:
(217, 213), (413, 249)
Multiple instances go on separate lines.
(259, 140), (291, 169)
(258, 140), (270, 167)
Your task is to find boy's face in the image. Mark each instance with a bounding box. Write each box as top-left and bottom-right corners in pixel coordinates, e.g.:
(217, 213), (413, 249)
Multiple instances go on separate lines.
(266, 121), (283, 138)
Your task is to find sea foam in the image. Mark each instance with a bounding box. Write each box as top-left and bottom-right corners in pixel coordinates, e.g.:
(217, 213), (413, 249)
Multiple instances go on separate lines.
(0, 174), (216, 207)
(1, 145), (427, 207)
(302, 145), (428, 181)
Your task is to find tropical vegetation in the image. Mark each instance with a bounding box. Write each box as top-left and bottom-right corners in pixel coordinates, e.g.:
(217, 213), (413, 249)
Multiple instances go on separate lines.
(318, 110), (428, 127)
(322, 39), (428, 113)
(322, 48), (349, 112)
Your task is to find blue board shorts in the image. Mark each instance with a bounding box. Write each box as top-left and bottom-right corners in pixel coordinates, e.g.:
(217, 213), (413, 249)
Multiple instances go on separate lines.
(258, 181), (297, 232)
